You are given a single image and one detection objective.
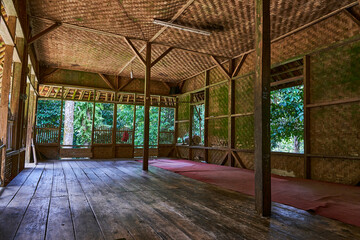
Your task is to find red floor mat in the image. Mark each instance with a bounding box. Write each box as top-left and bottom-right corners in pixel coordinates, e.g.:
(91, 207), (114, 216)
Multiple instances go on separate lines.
(142, 159), (360, 227)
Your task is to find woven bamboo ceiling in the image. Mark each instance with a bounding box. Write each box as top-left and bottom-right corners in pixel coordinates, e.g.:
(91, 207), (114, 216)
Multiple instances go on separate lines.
(29, 0), (358, 83)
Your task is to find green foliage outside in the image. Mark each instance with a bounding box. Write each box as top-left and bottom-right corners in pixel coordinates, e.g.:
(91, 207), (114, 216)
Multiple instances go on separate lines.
(69, 101), (94, 145)
(36, 100), (62, 127)
(192, 104), (205, 144)
(271, 85), (304, 153)
(36, 100), (176, 147)
(117, 104), (134, 130)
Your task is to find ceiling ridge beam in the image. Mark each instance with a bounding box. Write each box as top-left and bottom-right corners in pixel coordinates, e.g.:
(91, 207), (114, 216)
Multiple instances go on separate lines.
(28, 22), (62, 45)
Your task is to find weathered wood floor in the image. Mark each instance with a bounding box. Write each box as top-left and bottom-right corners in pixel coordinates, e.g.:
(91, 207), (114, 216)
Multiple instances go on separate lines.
(0, 160), (359, 240)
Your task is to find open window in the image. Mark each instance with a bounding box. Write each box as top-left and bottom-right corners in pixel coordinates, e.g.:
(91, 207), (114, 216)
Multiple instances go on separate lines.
(191, 91), (205, 145)
(116, 104), (134, 144)
(270, 60), (304, 153)
(93, 103), (114, 144)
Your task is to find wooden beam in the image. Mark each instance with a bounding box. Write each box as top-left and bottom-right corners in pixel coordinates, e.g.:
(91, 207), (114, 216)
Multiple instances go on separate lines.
(254, 0), (271, 217)
(232, 54), (248, 78)
(161, 81), (171, 91)
(220, 152), (229, 165)
(345, 7), (360, 27)
(118, 78), (135, 91)
(0, 16), (16, 186)
(231, 151), (247, 169)
(28, 22), (61, 45)
(204, 70), (210, 163)
(124, 37), (146, 66)
(98, 73), (115, 90)
(303, 55), (311, 179)
(270, 75), (303, 88)
(228, 60), (235, 167)
(143, 42), (151, 171)
(40, 68), (60, 83)
(151, 47), (173, 67)
(178, 2), (360, 84)
(210, 56), (231, 79)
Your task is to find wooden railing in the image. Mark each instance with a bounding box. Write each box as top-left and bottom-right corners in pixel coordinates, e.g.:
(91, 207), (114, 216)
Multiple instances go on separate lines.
(93, 126), (112, 144)
(35, 124), (59, 144)
(115, 128), (133, 144)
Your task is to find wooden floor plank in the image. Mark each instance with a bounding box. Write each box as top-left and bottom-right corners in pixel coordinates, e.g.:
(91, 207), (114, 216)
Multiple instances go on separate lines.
(33, 162), (54, 199)
(0, 164), (45, 240)
(74, 160), (163, 240)
(51, 161), (67, 197)
(45, 196), (75, 240)
(14, 197), (50, 240)
(68, 161), (135, 240)
(62, 161), (104, 240)
(1, 159), (359, 240)
(0, 165), (36, 213)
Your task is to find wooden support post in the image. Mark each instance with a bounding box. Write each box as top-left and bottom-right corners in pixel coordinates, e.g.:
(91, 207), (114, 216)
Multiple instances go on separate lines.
(113, 103), (117, 158)
(303, 55), (311, 179)
(25, 90), (35, 162)
(143, 42), (151, 170)
(0, 16), (16, 186)
(58, 87), (64, 146)
(204, 70), (210, 163)
(254, 0), (271, 217)
(91, 91), (96, 150)
(189, 95), (193, 160)
(132, 96), (137, 158)
(157, 107), (161, 147)
(228, 60), (235, 167)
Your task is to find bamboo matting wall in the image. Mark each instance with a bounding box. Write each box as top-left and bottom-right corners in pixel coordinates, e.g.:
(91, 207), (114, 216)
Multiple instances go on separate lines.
(308, 40), (360, 185)
(176, 11), (360, 185)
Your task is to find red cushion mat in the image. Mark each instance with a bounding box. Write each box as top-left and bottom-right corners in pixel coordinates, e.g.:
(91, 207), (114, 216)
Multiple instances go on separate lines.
(142, 159), (360, 227)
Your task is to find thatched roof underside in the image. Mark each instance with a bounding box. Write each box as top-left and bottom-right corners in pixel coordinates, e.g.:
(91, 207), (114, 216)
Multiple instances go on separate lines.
(29, 0), (360, 83)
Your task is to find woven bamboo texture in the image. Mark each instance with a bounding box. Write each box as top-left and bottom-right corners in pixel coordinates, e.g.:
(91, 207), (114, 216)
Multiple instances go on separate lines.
(28, 1), (359, 83)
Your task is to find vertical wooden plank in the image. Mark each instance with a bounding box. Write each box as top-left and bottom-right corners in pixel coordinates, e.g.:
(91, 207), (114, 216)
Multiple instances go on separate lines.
(254, 0), (271, 216)
(15, 11), (29, 151)
(143, 42), (151, 170)
(112, 103), (117, 158)
(91, 90), (96, 154)
(174, 97), (179, 147)
(58, 87), (64, 146)
(228, 60), (236, 167)
(157, 106), (161, 147)
(132, 95), (137, 158)
(204, 71), (210, 163)
(188, 95), (193, 160)
(25, 90), (35, 162)
(303, 55), (311, 179)
(10, 37), (24, 149)
(0, 16), (17, 186)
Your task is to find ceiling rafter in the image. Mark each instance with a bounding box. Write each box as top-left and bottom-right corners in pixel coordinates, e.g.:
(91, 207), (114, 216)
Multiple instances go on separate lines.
(123, 37), (146, 66)
(98, 73), (116, 90)
(177, 1), (360, 84)
(28, 22), (62, 44)
(29, 15), (227, 61)
(116, 0), (197, 75)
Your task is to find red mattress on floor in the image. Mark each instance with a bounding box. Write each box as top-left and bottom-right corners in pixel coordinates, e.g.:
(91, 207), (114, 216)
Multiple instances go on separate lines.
(142, 159), (360, 227)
